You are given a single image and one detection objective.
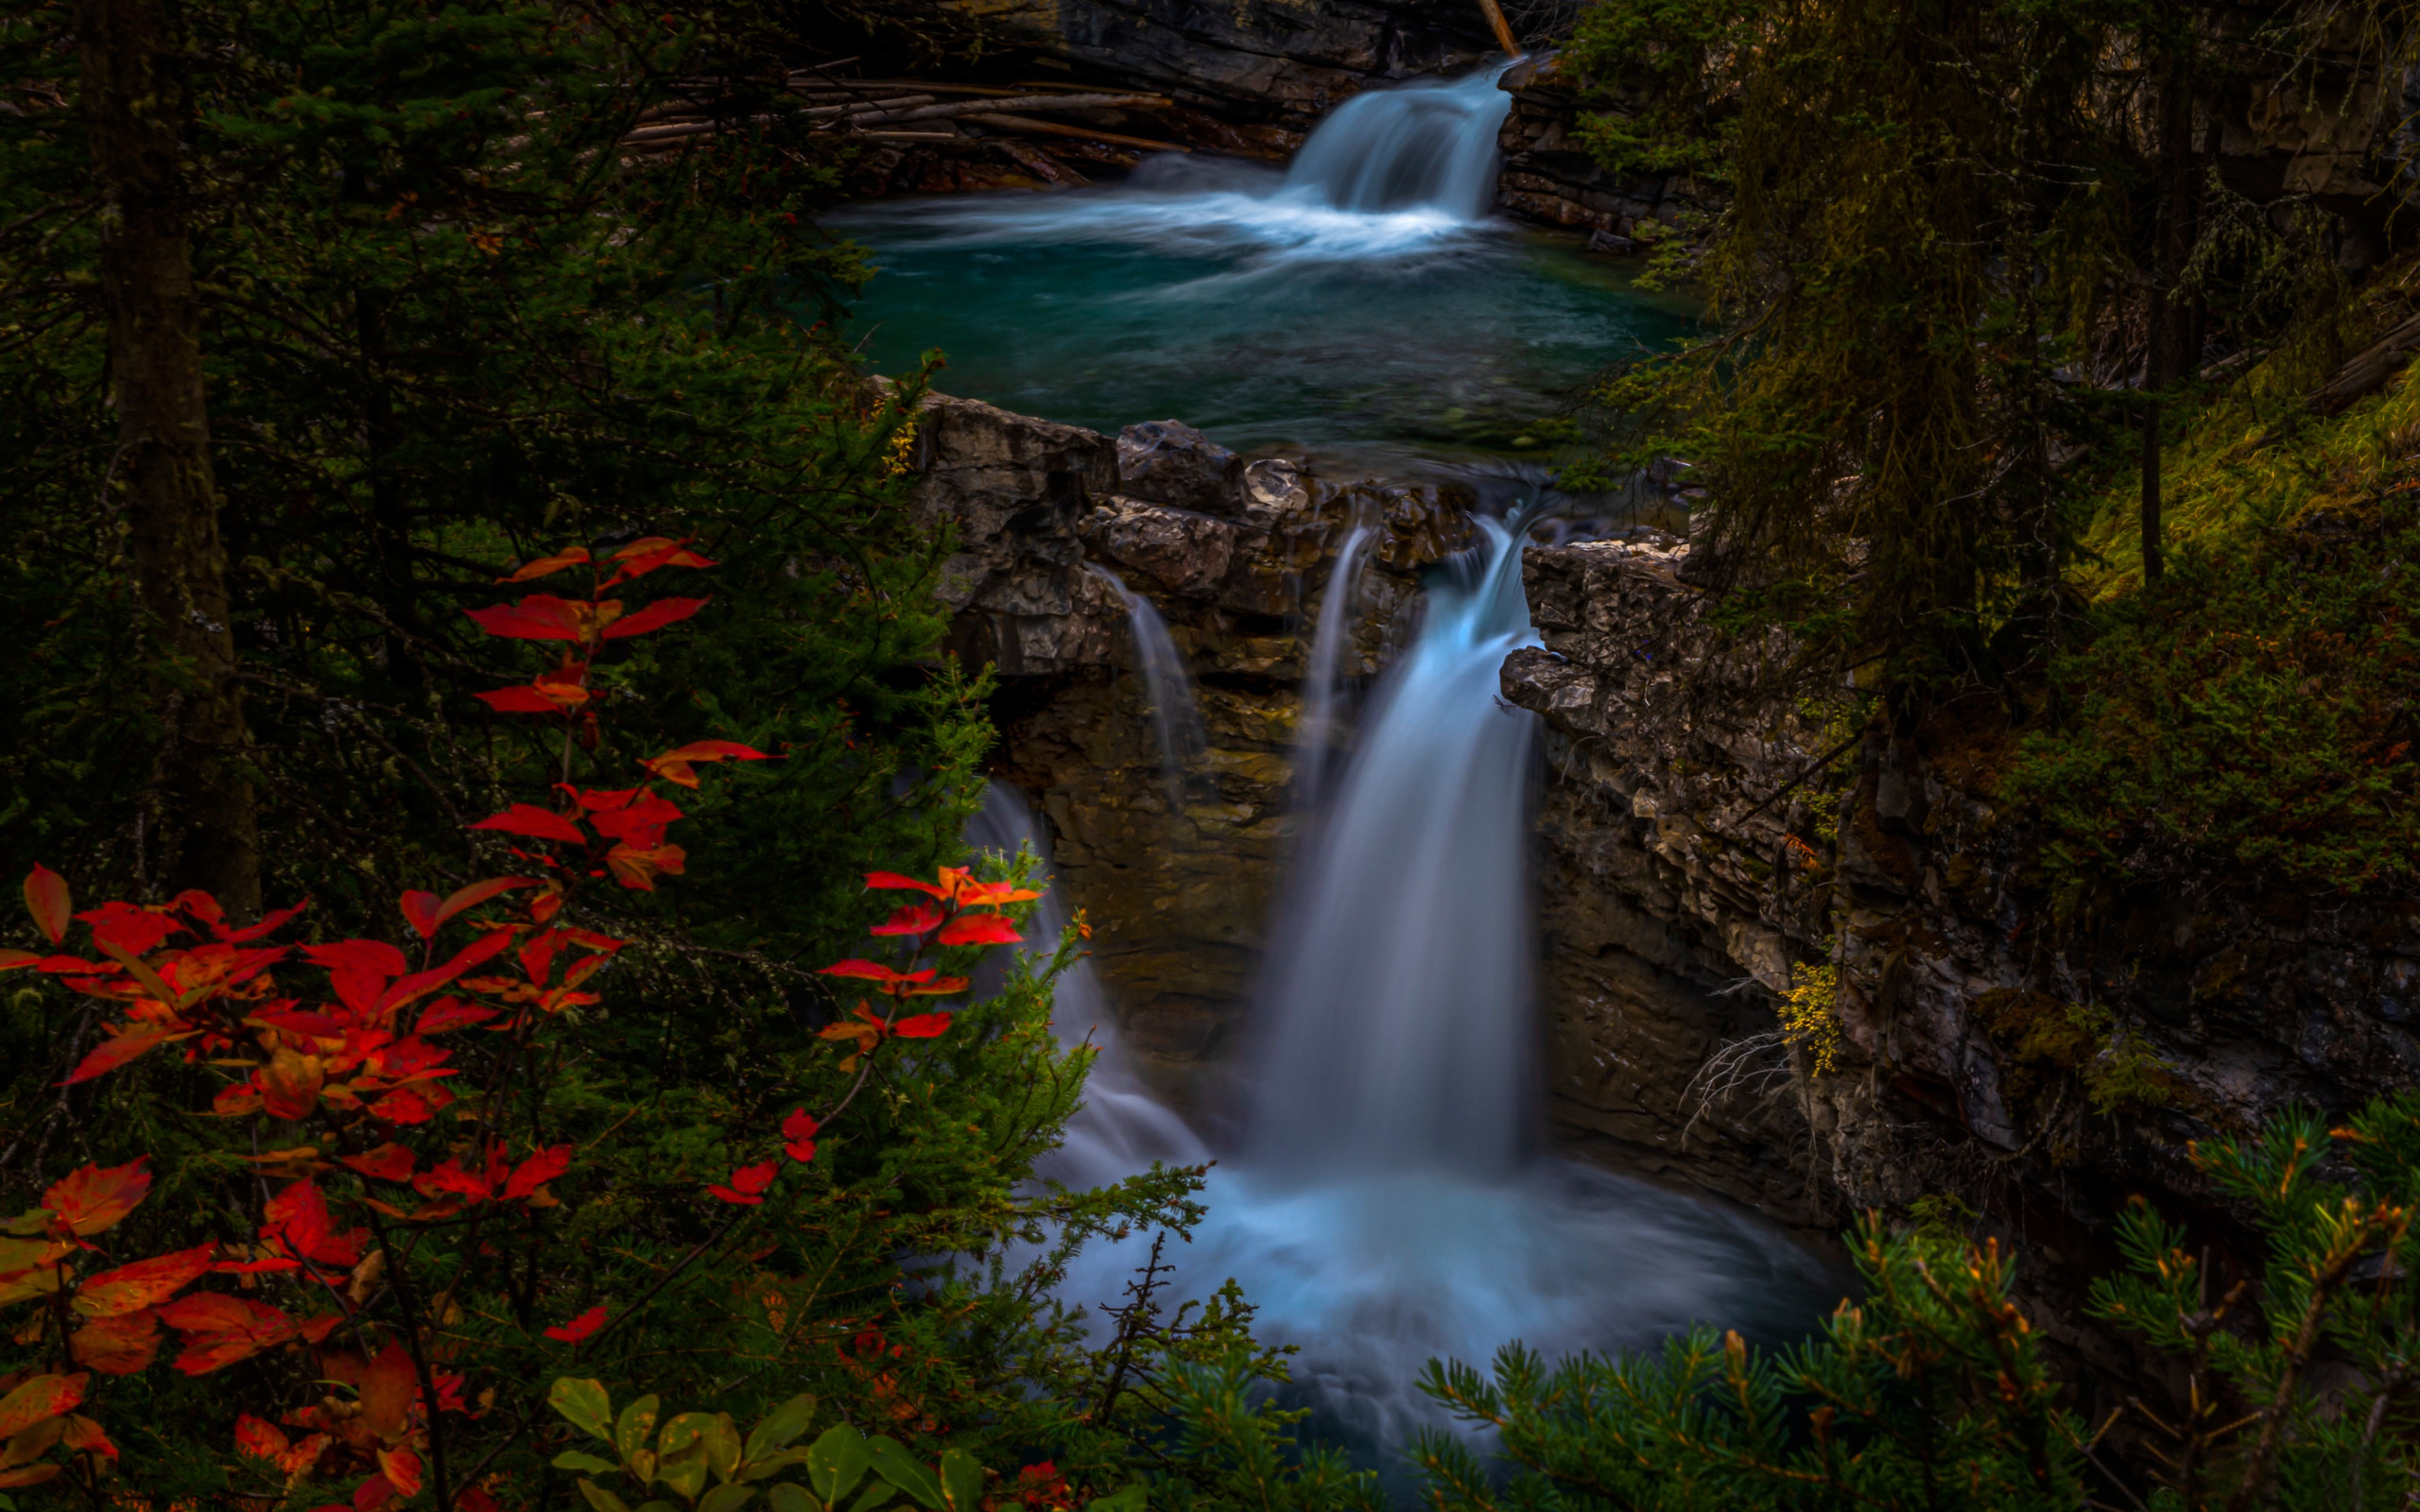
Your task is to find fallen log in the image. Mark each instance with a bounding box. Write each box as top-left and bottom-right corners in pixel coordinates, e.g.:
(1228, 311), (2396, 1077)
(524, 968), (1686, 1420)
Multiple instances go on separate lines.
(959, 112), (1189, 153)
(851, 92), (1170, 126)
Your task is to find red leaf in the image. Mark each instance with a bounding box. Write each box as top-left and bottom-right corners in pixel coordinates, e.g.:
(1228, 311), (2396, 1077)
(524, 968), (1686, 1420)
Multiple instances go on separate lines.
(782, 1108), (820, 1143)
(400, 891), (441, 941)
(474, 686), (562, 713)
(340, 1144), (417, 1182)
(433, 877), (540, 931)
(464, 594), (586, 642)
(587, 791), (683, 850)
(468, 805), (588, 845)
(864, 871), (948, 897)
(264, 1178), (363, 1268)
(0, 1373), (86, 1440)
(605, 843), (685, 891)
(639, 736), (770, 787)
(544, 1304), (605, 1344)
(216, 900), (311, 946)
(70, 1310), (162, 1375)
(74, 1244), (216, 1318)
(63, 1024), (177, 1086)
(23, 866), (69, 945)
(707, 1160), (777, 1206)
(354, 1472), (399, 1512)
(367, 1087), (437, 1125)
(378, 1448), (424, 1499)
(234, 1413), (289, 1461)
(496, 548), (592, 584)
(156, 1293), (307, 1374)
(414, 998), (498, 1035)
(817, 959), (931, 988)
(302, 939), (409, 978)
(44, 1158), (151, 1237)
(891, 1012), (954, 1039)
(871, 903), (943, 937)
(501, 1144), (572, 1201)
(937, 913), (1022, 947)
(605, 536), (716, 583)
(599, 594), (709, 640)
(77, 901), (182, 956)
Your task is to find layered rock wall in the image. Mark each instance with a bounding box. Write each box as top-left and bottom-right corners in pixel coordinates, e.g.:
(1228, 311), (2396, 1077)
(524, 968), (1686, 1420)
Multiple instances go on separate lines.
(908, 390), (1473, 1089)
(1500, 535), (2420, 1384)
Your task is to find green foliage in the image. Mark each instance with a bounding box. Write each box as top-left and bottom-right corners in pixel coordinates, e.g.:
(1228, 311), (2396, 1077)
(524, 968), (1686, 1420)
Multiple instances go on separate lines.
(2004, 467), (2420, 892)
(1418, 1095), (2420, 1512)
(1415, 1216), (2083, 1510)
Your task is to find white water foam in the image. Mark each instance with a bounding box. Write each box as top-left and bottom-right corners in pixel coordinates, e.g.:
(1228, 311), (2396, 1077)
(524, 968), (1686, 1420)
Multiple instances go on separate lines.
(838, 68), (1514, 267)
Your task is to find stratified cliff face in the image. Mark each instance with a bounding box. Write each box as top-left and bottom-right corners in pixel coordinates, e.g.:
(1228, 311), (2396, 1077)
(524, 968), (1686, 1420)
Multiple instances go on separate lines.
(907, 390), (1466, 1088)
(1500, 535), (2420, 1381)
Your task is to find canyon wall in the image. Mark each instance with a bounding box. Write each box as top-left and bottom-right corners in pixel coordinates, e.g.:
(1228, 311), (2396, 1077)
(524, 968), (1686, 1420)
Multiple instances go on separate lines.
(1498, 534), (2420, 1386)
(908, 388), (1463, 1091)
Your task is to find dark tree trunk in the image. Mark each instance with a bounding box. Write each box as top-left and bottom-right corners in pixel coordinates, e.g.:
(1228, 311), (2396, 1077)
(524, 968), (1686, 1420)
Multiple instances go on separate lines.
(2141, 27), (2198, 589)
(79, 0), (261, 916)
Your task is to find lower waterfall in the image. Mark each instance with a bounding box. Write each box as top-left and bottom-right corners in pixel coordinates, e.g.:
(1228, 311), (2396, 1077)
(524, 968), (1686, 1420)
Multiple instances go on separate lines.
(981, 525), (1839, 1474)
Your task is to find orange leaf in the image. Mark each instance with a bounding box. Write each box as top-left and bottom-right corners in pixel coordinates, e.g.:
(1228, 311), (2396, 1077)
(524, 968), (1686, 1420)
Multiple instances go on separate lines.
(378, 1447), (424, 1499)
(0, 1373), (86, 1440)
(74, 1243), (215, 1317)
(495, 547), (592, 584)
(604, 842), (685, 891)
(638, 736), (769, 787)
(43, 1159), (150, 1238)
(360, 1342), (417, 1440)
(23, 866), (69, 946)
(69, 1310), (162, 1375)
(261, 1046), (325, 1122)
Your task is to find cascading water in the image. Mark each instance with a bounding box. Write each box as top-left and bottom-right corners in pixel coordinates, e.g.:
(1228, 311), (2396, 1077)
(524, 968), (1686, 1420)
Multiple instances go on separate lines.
(1046, 523), (1841, 1475)
(1282, 68), (1512, 220)
(1288, 519), (1374, 813)
(1253, 515), (1538, 1174)
(1094, 565), (1207, 802)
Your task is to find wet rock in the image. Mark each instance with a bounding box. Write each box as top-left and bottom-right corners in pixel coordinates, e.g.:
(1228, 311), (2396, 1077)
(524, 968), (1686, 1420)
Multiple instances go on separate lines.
(1369, 482), (1477, 569)
(1241, 457), (1313, 529)
(1117, 420), (1244, 517)
(1080, 497), (1240, 598)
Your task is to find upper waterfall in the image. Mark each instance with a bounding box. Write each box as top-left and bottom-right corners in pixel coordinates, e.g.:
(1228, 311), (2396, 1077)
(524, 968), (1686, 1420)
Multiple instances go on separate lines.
(1283, 67), (1513, 221)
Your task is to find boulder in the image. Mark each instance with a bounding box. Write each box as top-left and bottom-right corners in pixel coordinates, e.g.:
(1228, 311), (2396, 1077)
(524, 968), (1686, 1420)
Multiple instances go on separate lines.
(1080, 497), (1240, 598)
(1117, 420), (1244, 517)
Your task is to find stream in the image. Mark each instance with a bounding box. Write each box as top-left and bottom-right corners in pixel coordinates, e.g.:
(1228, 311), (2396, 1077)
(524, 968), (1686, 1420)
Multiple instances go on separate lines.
(833, 70), (1692, 479)
(850, 66), (1840, 1489)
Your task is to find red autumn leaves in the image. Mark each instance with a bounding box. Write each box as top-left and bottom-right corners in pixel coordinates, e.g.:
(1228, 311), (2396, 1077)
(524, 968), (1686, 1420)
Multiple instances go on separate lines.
(0, 535), (1055, 1498)
(815, 867), (1041, 1067)
(458, 537), (773, 891)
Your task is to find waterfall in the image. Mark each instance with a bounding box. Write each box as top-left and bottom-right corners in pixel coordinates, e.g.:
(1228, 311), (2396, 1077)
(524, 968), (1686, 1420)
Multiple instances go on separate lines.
(966, 787), (1208, 1189)
(1094, 565), (1207, 803)
(1253, 517), (1538, 1174)
(1040, 520), (1839, 1474)
(1290, 521), (1374, 813)
(1284, 68), (1513, 220)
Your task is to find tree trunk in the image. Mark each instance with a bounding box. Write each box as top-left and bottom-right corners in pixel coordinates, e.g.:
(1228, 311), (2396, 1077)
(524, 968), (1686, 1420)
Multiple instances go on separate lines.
(79, 0), (261, 916)
(2140, 28), (2198, 589)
